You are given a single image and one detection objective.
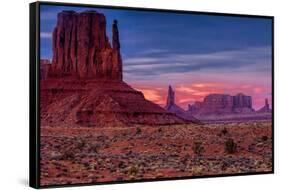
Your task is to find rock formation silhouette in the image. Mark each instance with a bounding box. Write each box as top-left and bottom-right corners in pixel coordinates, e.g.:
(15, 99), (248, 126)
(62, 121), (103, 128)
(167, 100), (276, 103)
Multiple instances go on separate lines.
(165, 86), (199, 123)
(49, 10), (122, 80)
(188, 93), (255, 115)
(40, 10), (194, 127)
(258, 98), (271, 113)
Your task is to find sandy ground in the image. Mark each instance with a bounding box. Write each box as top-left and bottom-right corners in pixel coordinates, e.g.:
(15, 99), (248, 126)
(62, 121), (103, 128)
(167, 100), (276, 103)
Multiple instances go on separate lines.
(40, 120), (272, 186)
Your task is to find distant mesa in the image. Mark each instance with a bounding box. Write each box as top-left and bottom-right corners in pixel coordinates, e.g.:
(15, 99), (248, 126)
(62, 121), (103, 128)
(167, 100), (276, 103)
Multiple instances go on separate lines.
(188, 93), (255, 115)
(186, 92), (272, 123)
(163, 85), (272, 123)
(257, 98), (271, 113)
(165, 86), (200, 123)
(40, 10), (194, 127)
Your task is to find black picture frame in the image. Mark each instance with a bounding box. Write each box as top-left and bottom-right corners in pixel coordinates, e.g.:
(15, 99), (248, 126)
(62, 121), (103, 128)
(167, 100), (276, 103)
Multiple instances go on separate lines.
(30, 1), (274, 189)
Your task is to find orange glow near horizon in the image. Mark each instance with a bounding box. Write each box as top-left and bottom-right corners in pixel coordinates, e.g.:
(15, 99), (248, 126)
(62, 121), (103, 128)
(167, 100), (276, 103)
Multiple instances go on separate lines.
(130, 82), (272, 111)
(134, 88), (165, 105)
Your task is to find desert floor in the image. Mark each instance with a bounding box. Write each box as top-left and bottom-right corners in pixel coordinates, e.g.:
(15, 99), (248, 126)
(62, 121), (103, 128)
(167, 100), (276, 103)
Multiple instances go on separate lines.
(40, 120), (272, 186)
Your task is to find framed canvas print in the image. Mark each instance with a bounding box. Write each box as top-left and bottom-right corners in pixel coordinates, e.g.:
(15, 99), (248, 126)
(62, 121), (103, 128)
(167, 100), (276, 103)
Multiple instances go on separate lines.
(29, 1), (274, 188)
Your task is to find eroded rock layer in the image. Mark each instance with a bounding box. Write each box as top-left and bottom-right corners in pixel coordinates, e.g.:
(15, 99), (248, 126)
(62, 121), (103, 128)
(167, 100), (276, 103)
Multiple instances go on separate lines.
(41, 80), (189, 127)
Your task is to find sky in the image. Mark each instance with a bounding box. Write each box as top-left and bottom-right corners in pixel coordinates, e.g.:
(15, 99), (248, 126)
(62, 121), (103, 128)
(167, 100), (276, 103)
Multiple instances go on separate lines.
(40, 4), (272, 110)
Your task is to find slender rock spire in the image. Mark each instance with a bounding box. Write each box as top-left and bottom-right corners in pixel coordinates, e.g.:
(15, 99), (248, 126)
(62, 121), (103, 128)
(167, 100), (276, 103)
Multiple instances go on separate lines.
(166, 85), (175, 108)
(257, 98), (271, 113)
(111, 19), (123, 80)
(265, 98), (269, 109)
(112, 20), (120, 50)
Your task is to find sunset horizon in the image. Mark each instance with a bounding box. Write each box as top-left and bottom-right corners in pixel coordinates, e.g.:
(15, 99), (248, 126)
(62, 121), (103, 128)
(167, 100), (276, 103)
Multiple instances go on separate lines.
(40, 5), (272, 111)
(132, 82), (271, 111)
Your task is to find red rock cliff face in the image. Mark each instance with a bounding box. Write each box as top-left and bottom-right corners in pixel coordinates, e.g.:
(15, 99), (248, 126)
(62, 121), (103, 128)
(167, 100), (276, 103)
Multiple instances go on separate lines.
(201, 94), (234, 114)
(49, 10), (122, 80)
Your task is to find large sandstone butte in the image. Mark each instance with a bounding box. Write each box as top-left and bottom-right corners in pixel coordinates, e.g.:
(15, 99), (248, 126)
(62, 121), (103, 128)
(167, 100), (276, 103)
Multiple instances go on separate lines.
(41, 10), (190, 127)
(165, 86), (199, 123)
(188, 93), (255, 115)
(49, 10), (122, 80)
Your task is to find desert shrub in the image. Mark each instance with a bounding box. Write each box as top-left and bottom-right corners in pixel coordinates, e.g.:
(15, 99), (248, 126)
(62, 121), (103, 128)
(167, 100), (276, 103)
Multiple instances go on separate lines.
(191, 166), (204, 175)
(116, 177), (123, 181)
(218, 128), (228, 137)
(76, 139), (85, 150)
(136, 127), (142, 135)
(192, 141), (204, 156)
(158, 128), (163, 133)
(118, 161), (126, 169)
(156, 172), (164, 178)
(97, 135), (108, 142)
(126, 150), (133, 156)
(224, 138), (237, 154)
(62, 168), (68, 173)
(61, 150), (75, 160)
(49, 151), (63, 160)
(221, 128), (228, 135)
(128, 165), (139, 176)
(221, 161), (229, 170)
(89, 144), (100, 153)
(83, 162), (90, 168)
(261, 135), (268, 141)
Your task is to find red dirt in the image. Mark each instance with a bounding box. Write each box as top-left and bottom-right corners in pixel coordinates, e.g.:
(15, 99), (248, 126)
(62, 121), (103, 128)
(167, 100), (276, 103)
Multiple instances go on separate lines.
(40, 120), (272, 186)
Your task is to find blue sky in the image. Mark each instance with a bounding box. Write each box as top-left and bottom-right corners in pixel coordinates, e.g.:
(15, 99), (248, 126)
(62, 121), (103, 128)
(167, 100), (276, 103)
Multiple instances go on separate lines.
(40, 4), (272, 109)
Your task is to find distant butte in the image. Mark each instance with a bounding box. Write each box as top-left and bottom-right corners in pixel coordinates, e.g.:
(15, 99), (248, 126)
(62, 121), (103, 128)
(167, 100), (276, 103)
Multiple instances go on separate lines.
(188, 93), (255, 115)
(165, 86), (200, 123)
(40, 10), (194, 127)
(257, 98), (271, 113)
